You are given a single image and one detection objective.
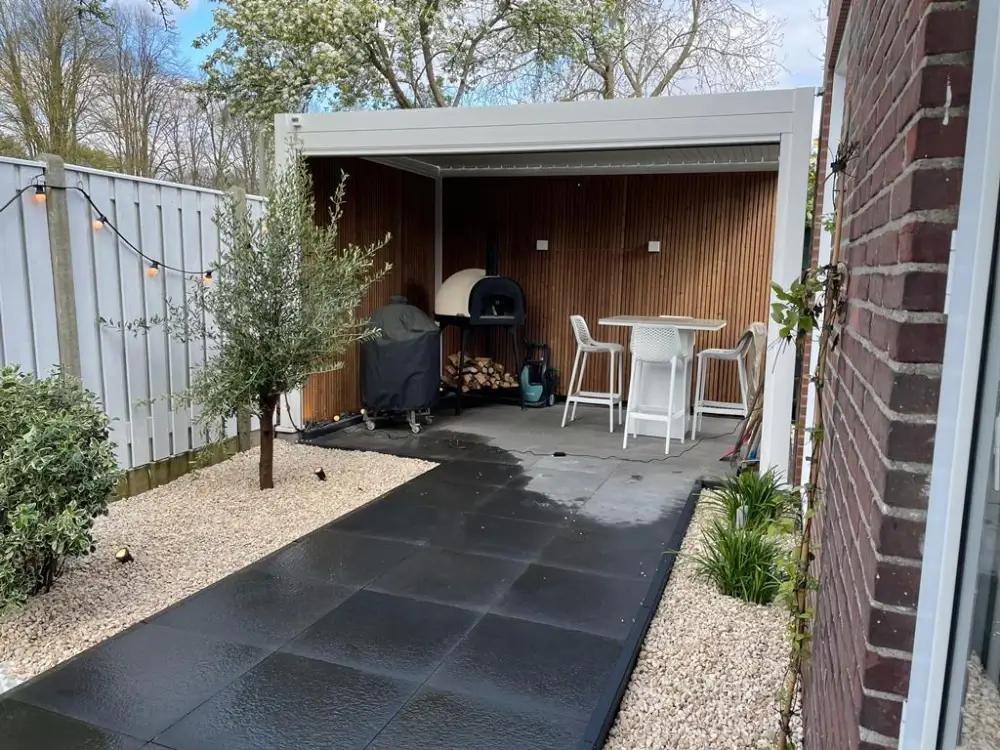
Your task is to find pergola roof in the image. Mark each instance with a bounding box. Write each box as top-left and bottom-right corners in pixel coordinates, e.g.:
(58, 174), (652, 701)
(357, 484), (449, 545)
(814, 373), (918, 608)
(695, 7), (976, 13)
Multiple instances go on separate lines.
(274, 87), (816, 479)
(277, 88), (813, 165)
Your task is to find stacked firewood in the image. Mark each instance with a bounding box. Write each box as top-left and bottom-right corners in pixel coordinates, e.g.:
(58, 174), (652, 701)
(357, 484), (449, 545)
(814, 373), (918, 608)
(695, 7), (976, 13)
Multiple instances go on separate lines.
(443, 354), (519, 392)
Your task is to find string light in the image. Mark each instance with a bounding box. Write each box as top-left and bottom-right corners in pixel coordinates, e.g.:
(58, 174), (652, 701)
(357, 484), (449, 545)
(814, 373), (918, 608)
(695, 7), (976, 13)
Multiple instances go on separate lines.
(1, 180), (229, 282)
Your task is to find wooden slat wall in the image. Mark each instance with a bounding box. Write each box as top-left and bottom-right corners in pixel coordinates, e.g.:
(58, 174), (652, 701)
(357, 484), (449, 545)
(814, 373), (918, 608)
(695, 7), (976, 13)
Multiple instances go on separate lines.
(301, 157), (435, 421)
(442, 172), (777, 405)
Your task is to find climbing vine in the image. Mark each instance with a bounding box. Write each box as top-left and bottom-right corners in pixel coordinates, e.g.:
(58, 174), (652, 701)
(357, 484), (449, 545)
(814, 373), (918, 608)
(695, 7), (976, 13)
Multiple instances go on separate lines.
(770, 139), (858, 750)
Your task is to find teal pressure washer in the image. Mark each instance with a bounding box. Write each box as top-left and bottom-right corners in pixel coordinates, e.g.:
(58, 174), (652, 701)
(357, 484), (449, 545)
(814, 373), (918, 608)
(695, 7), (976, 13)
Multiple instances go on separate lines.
(519, 341), (557, 408)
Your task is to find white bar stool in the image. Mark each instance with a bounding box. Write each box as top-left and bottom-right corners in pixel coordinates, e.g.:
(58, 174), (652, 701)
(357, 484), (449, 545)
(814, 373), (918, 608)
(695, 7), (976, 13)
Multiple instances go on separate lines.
(623, 325), (690, 454)
(691, 327), (754, 439)
(561, 315), (623, 433)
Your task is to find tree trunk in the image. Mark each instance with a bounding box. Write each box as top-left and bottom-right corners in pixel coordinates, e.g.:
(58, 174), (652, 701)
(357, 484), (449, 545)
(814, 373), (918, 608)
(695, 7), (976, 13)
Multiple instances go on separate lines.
(259, 395), (278, 490)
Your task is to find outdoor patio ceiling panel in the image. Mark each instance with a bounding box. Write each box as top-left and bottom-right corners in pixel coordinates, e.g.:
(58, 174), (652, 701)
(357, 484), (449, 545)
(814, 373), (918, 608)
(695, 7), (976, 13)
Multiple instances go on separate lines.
(371, 144), (782, 176)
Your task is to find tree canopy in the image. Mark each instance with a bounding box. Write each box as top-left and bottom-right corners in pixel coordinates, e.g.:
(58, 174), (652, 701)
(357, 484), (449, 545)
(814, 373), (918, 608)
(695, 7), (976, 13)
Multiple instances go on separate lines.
(196, 0), (784, 118)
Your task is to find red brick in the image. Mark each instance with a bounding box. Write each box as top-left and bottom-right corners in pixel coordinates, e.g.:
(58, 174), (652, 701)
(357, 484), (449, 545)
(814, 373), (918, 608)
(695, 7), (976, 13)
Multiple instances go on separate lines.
(887, 319), (947, 363)
(886, 420), (936, 463)
(904, 116), (969, 163)
(920, 6), (978, 55)
(863, 649), (912, 694)
(873, 561), (921, 608)
(896, 221), (953, 263)
(861, 693), (905, 737)
(890, 168), (963, 218)
(869, 608), (917, 651)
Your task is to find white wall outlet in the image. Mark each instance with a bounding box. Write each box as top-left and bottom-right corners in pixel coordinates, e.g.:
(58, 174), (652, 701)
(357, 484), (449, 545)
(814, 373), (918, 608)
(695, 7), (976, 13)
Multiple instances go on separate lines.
(648, 241), (661, 253)
(536, 239), (549, 251)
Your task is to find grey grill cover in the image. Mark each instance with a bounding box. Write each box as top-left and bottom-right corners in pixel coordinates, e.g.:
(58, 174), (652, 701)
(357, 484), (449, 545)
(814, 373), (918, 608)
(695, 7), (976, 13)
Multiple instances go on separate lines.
(360, 297), (441, 411)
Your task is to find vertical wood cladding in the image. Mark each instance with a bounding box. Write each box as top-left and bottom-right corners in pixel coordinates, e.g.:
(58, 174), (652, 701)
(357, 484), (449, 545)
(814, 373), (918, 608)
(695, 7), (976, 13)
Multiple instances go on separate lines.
(303, 163), (776, 420)
(301, 157), (434, 421)
(442, 171), (777, 406)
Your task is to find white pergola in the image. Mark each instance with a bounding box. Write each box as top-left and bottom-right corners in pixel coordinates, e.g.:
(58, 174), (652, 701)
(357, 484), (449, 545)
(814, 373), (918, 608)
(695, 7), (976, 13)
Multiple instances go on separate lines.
(275, 87), (815, 478)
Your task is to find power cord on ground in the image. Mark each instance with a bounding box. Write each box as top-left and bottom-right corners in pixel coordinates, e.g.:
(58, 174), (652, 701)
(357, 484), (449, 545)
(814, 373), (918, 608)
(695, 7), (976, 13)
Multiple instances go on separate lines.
(327, 418), (741, 465)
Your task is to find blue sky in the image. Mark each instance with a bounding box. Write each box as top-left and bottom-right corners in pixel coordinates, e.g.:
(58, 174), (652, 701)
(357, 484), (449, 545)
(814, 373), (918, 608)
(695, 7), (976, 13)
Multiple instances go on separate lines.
(171, 0), (826, 90)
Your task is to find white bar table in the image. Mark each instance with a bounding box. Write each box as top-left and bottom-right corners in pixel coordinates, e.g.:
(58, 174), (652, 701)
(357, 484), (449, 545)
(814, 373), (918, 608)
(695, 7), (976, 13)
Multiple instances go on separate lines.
(599, 316), (727, 440)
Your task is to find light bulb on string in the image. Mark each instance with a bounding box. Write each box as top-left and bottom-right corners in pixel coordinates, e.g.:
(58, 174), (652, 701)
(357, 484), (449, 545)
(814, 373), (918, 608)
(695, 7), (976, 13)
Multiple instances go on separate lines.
(202, 270), (213, 285)
(92, 215), (106, 231)
(33, 184), (46, 203)
(145, 261), (160, 278)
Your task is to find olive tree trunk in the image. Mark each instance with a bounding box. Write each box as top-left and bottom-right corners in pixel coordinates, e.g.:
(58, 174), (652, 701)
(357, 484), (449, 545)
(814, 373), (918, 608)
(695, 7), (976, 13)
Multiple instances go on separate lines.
(258, 395), (279, 490)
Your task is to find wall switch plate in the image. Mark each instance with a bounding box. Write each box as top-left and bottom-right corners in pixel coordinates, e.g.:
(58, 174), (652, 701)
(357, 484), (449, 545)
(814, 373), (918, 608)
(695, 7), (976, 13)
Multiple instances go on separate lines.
(536, 240), (549, 251)
(648, 241), (661, 253)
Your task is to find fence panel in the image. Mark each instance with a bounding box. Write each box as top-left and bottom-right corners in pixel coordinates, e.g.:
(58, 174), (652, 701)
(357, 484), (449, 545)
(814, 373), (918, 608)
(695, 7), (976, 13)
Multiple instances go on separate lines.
(0, 158), (58, 377)
(0, 157), (268, 470)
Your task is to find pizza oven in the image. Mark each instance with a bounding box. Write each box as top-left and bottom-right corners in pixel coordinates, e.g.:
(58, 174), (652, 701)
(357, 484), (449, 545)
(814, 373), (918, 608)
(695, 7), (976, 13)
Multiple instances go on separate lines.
(434, 232), (525, 327)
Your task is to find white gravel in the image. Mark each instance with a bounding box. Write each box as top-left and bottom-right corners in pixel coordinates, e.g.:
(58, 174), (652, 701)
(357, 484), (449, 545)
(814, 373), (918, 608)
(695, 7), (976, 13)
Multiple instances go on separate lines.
(603, 494), (798, 750)
(0, 441), (432, 686)
(959, 657), (1000, 750)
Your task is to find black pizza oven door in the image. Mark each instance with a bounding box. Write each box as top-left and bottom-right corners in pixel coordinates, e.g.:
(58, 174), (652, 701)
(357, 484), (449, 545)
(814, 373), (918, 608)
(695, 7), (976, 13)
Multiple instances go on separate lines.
(468, 276), (525, 325)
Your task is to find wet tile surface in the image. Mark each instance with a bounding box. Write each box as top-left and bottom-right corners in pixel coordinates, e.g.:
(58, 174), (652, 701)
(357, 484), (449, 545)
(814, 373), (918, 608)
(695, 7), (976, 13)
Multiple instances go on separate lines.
(438, 512), (560, 562)
(366, 686), (587, 750)
(9, 624), (265, 740)
(253, 528), (419, 587)
(429, 614), (622, 719)
(150, 568), (353, 648)
(0, 700), (146, 750)
(493, 564), (650, 639)
(368, 547), (526, 610)
(2, 406), (725, 749)
(155, 653), (416, 750)
(282, 590), (479, 680)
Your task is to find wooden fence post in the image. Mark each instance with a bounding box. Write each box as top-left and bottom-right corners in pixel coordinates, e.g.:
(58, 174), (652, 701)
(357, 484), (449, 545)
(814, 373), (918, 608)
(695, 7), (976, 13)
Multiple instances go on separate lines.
(229, 185), (253, 452)
(41, 154), (81, 379)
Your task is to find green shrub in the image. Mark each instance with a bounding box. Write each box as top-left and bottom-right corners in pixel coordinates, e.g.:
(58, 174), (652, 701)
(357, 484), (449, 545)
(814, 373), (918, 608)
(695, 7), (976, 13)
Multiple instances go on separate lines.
(691, 518), (783, 605)
(0, 366), (121, 610)
(704, 469), (795, 530)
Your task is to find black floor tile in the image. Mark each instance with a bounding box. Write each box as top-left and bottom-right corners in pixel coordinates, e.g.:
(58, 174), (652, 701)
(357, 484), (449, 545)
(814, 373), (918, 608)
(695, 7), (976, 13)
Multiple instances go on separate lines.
(429, 614), (620, 720)
(282, 590), (479, 680)
(0, 700), (145, 750)
(366, 686), (586, 750)
(368, 547), (526, 610)
(149, 568), (353, 649)
(333, 501), (456, 544)
(11, 624), (264, 741)
(477, 485), (587, 524)
(154, 653), (416, 750)
(253, 528), (420, 588)
(493, 564), (650, 639)
(509, 467), (610, 502)
(438, 513), (560, 562)
(379, 471), (499, 513)
(539, 520), (674, 580)
(440, 459), (526, 487)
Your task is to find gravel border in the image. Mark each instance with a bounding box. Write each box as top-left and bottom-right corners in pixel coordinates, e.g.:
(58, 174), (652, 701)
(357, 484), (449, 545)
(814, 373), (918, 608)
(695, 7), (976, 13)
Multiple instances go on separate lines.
(603, 492), (798, 750)
(0, 441), (432, 687)
(959, 657), (1000, 749)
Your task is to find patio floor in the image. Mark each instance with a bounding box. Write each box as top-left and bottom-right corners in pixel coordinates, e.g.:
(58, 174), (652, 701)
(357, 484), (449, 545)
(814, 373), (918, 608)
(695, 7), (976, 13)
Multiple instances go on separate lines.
(0, 405), (737, 750)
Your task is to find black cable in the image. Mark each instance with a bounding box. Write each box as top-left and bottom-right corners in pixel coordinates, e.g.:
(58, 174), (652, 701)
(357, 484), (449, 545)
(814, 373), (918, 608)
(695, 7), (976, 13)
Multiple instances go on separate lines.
(0, 185), (34, 216)
(0, 180), (219, 279)
(335, 416), (742, 465)
(63, 185), (213, 278)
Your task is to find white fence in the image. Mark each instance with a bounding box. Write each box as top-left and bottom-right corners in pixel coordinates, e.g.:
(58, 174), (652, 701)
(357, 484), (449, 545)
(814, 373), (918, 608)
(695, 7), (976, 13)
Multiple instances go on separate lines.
(0, 156), (265, 470)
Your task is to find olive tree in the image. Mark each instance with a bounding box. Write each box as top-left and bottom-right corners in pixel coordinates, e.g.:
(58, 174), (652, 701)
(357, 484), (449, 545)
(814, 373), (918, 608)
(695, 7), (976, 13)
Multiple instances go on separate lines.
(124, 156), (390, 490)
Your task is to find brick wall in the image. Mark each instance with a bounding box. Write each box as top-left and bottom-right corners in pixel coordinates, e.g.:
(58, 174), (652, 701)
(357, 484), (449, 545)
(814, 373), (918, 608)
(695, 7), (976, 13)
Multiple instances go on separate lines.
(803, 0), (977, 747)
